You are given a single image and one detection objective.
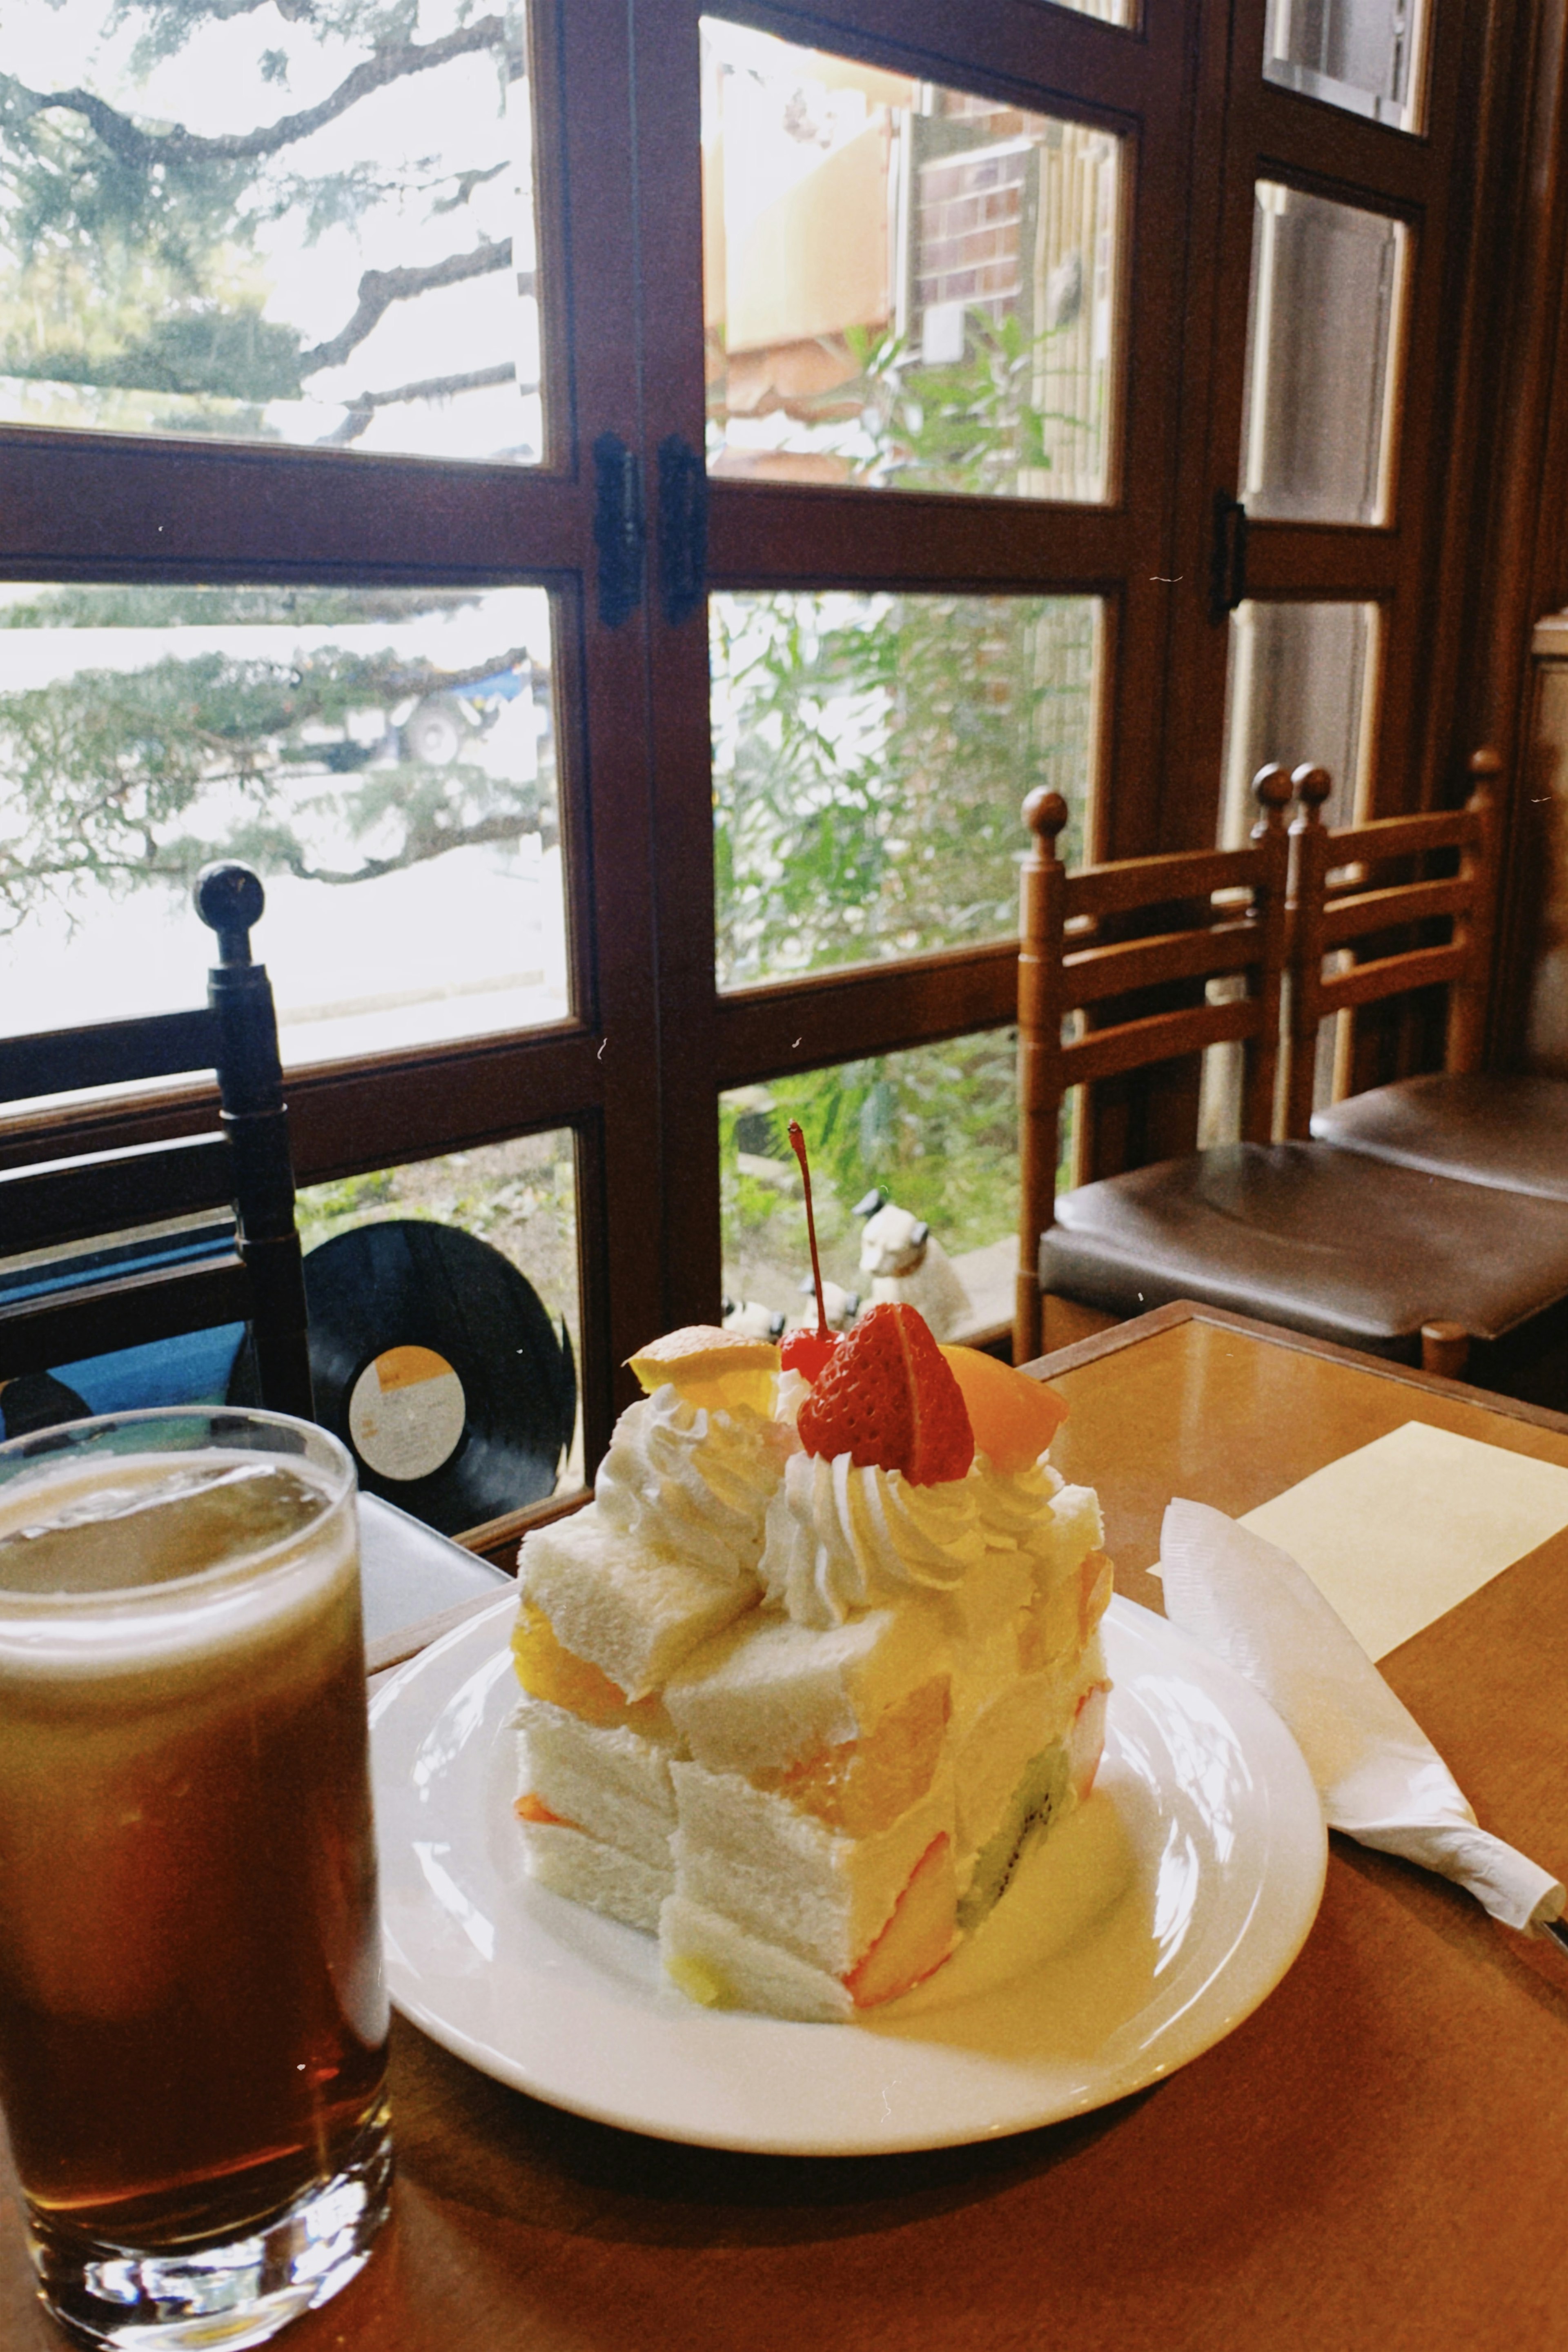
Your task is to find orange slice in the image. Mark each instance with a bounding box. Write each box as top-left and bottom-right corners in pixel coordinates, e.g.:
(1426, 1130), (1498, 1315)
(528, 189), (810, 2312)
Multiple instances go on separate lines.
(938, 1345), (1067, 1473)
(626, 1324), (779, 1416)
(511, 1603), (666, 1732)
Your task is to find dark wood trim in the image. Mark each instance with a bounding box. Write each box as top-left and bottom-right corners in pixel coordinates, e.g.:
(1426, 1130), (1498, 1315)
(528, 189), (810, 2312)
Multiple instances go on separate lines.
(1463, 0), (1568, 1060)
(708, 482), (1136, 589)
(1241, 526), (1402, 598)
(715, 944), (1018, 1088)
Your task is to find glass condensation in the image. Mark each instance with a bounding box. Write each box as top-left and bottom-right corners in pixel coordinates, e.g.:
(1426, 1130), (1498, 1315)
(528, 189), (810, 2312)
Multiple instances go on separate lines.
(713, 592), (1100, 989)
(297, 1131), (584, 1503)
(1264, 0), (1428, 132)
(0, 583), (566, 1067)
(0, 0), (542, 460)
(1241, 186), (1406, 526)
(702, 19), (1121, 501)
(721, 1034), (1019, 1344)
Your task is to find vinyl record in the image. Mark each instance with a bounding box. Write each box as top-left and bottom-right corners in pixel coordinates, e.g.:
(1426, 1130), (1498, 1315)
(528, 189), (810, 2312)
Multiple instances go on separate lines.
(300, 1221), (577, 1537)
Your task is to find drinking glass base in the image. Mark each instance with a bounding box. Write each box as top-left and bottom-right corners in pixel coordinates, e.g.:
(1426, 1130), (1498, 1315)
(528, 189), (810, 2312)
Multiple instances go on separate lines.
(26, 2107), (394, 2351)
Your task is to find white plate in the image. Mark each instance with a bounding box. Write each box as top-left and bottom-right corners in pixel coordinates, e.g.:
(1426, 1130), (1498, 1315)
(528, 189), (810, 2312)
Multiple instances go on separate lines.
(370, 1593), (1325, 2155)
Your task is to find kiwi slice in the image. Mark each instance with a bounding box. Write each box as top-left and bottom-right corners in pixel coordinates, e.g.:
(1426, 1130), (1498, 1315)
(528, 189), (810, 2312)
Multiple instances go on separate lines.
(958, 1740), (1070, 1935)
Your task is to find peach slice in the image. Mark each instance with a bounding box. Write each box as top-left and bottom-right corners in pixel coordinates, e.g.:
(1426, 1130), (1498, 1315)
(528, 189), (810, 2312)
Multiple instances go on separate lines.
(1068, 1682), (1110, 1802)
(753, 1678), (951, 1837)
(938, 1345), (1067, 1473)
(514, 1793), (574, 1827)
(846, 1833), (958, 2009)
(626, 1325), (780, 1416)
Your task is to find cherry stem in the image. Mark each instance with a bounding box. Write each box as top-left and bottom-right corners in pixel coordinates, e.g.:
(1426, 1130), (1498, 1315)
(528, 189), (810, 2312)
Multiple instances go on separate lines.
(787, 1120), (831, 1342)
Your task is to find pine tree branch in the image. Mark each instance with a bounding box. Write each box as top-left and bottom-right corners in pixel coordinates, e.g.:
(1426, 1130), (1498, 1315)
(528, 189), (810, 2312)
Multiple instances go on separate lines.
(301, 241), (520, 376)
(320, 362), (528, 444)
(2, 18), (509, 169)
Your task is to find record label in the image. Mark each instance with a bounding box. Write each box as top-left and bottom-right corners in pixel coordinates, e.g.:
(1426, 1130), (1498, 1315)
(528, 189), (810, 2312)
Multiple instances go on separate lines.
(348, 1345), (467, 1483)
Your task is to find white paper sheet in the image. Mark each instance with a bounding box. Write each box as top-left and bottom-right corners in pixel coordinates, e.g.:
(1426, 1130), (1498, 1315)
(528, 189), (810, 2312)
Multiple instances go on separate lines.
(1239, 1419), (1568, 1660)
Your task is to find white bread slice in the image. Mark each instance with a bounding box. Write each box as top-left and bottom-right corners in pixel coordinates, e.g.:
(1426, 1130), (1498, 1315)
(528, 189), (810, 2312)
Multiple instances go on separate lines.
(664, 1597), (949, 1775)
(514, 1699), (677, 1873)
(670, 1758), (952, 1977)
(517, 1505), (756, 1699)
(660, 1893), (853, 2023)
(519, 1821), (671, 1934)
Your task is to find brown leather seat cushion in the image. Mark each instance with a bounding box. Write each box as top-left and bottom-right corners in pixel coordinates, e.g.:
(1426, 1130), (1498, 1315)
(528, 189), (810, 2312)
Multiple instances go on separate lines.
(1040, 1140), (1568, 1355)
(1311, 1071), (1568, 1200)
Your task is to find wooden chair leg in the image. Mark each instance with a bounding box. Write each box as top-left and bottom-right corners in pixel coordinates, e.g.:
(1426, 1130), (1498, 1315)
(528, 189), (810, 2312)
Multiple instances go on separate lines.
(1421, 1320), (1470, 1381)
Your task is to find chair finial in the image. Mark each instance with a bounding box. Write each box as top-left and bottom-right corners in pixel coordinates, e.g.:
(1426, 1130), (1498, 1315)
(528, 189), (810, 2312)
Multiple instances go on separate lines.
(1290, 764), (1333, 827)
(1022, 789), (1069, 858)
(1251, 764), (1292, 825)
(196, 863), (265, 966)
(1468, 745), (1503, 788)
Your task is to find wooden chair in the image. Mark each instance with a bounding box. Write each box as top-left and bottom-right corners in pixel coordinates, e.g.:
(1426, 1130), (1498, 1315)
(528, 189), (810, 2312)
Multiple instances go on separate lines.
(1293, 748), (1568, 1209)
(0, 864), (314, 1420)
(1015, 771), (1568, 1380)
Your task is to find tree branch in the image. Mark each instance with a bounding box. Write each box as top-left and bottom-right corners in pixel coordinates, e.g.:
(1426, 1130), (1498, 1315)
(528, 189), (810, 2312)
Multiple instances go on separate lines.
(3, 18), (510, 169)
(301, 239), (519, 376)
(280, 808), (539, 886)
(320, 361), (526, 445)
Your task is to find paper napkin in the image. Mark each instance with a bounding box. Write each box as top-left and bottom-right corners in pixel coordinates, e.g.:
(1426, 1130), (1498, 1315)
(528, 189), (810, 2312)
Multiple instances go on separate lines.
(1158, 1498), (1566, 1935)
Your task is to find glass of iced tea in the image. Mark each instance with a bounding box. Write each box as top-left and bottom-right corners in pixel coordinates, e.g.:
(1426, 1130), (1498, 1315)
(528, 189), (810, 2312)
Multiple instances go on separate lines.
(0, 1408), (391, 2348)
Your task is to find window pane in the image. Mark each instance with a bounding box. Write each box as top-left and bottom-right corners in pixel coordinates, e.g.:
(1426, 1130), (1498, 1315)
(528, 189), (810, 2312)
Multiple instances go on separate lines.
(702, 20), (1122, 501)
(0, 583), (566, 1067)
(721, 1033), (1018, 1345)
(713, 592), (1100, 989)
(1220, 599), (1376, 842)
(1241, 186), (1406, 525)
(0, 1), (542, 461)
(297, 1131), (584, 1529)
(1264, 0), (1428, 132)
(1215, 599), (1377, 1124)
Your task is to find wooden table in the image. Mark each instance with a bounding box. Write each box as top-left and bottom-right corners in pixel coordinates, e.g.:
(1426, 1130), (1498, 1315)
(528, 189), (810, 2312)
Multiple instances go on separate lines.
(8, 1300), (1568, 2351)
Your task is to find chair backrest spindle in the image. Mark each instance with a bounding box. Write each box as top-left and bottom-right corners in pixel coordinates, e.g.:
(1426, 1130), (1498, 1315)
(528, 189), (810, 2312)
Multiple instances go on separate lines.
(1014, 764), (1292, 1365)
(1284, 749), (1502, 1136)
(0, 863), (313, 1420)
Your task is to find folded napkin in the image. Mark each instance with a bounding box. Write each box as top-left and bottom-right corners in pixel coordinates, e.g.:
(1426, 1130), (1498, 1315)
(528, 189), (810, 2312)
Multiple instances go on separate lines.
(1158, 1498), (1566, 1935)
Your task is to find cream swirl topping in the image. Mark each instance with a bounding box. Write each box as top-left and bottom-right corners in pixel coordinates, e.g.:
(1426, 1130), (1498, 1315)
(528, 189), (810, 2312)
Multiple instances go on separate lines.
(759, 1447), (989, 1628)
(969, 1452), (1064, 1561)
(595, 1384), (789, 1582)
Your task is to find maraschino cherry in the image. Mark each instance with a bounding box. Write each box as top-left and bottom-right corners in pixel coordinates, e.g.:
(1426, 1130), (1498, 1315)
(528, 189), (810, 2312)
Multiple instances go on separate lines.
(778, 1120), (841, 1384)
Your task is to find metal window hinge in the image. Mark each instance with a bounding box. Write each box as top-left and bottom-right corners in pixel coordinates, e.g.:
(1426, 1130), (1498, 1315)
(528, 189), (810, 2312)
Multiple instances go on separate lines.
(1210, 491), (1249, 624)
(656, 435), (708, 628)
(593, 432), (645, 629)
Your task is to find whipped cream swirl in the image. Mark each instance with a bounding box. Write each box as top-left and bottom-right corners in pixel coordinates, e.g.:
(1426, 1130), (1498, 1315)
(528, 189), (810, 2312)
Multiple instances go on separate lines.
(969, 1453), (1063, 1563)
(595, 1385), (788, 1581)
(760, 1447), (988, 1628)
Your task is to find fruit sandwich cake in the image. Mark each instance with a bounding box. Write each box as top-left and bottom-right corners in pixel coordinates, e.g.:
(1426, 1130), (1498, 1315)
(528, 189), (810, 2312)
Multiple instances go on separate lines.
(510, 1305), (1112, 2022)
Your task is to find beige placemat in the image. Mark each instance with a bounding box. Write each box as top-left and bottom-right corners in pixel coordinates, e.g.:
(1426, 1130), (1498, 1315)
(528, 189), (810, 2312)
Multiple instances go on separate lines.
(1239, 1420), (1568, 1660)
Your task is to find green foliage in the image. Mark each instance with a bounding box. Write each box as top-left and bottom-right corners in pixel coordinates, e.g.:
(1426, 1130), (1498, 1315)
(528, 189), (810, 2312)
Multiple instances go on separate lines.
(0, 635), (546, 924)
(0, 0), (514, 413)
(722, 1032), (1020, 1297)
(713, 591), (1093, 987)
(295, 1166), (399, 1252)
(0, 307), (306, 401)
(0, 585), (484, 630)
(842, 312), (1091, 497)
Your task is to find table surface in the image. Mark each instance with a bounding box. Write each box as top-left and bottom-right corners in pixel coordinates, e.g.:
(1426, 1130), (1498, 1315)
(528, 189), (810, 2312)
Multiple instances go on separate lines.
(8, 1301), (1568, 2352)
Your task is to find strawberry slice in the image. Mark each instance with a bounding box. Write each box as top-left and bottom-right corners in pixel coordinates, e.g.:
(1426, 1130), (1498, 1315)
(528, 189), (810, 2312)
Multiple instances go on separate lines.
(796, 1303), (974, 1484)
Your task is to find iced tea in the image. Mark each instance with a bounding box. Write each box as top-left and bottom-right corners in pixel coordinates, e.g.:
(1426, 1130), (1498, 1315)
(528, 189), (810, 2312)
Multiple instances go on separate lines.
(0, 1415), (391, 2348)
